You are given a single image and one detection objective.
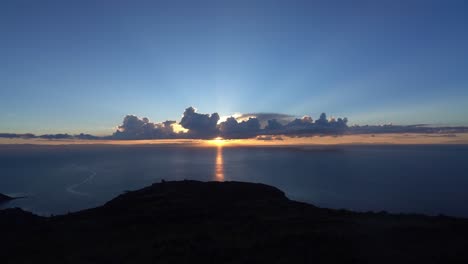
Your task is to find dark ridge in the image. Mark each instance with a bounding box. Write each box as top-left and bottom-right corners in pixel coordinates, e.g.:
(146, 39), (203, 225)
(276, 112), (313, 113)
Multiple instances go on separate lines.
(0, 193), (13, 203)
(1, 180), (468, 263)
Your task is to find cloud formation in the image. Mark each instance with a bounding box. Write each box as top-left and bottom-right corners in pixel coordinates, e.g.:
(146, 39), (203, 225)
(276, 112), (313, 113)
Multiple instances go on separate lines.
(180, 107), (220, 139)
(0, 133), (99, 140)
(219, 117), (261, 139)
(113, 115), (177, 140)
(2, 106), (468, 141)
(256, 135), (284, 141)
(347, 124), (468, 135)
(264, 113), (349, 136)
(236, 113), (294, 127)
(265, 119), (283, 130)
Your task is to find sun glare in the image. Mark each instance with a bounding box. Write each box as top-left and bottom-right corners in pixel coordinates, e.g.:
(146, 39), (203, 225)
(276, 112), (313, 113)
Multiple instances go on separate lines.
(209, 137), (226, 147)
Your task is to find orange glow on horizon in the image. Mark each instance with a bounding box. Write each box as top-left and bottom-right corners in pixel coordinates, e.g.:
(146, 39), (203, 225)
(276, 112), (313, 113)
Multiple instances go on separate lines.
(1, 133), (468, 146)
(207, 137), (228, 147)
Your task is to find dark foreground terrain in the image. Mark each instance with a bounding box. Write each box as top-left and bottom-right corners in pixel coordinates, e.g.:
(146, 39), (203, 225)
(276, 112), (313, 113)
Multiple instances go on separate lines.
(0, 193), (13, 203)
(1, 181), (468, 263)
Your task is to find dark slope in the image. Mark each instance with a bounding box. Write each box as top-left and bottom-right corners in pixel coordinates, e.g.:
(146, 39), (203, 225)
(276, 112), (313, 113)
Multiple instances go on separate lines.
(1, 180), (468, 263)
(0, 193), (13, 203)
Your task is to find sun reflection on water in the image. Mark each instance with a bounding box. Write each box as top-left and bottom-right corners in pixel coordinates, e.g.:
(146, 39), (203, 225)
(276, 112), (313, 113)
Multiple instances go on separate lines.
(215, 146), (224, 181)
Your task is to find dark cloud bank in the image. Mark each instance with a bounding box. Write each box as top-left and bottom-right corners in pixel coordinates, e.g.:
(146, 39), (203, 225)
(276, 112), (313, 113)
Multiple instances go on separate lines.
(113, 115), (178, 140)
(0, 133), (100, 140)
(2, 107), (468, 140)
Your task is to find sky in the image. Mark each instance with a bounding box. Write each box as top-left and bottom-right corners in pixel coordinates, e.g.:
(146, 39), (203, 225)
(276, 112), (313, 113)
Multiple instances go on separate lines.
(1, 0), (468, 135)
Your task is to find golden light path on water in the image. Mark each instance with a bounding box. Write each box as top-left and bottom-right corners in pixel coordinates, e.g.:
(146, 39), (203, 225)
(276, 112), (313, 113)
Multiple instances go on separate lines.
(207, 137), (225, 181)
(215, 145), (224, 181)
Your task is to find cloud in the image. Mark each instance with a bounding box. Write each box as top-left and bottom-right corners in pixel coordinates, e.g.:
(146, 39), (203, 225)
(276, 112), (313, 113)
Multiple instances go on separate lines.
(180, 107), (220, 139)
(348, 125), (468, 135)
(75, 133), (101, 140)
(286, 115), (314, 127)
(256, 135), (284, 141)
(219, 117), (261, 139)
(0, 133), (20, 138)
(264, 113), (349, 136)
(219, 112), (349, 138)
(236, 113), (294, 127)
(0, 133), (99, 140)
(265, 119), (283, 130)
(113, 115), (176, 140)
(3, 107), (468, 141)
(38, 134), (74, 140)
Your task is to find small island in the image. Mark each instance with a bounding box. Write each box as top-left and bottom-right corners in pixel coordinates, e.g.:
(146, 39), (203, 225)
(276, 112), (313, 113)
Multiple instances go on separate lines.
(1, 180), (468, 263)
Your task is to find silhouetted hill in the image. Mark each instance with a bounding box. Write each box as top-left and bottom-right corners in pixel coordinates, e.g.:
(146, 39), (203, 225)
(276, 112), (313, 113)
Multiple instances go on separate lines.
(1, 180), (468, 263)
(0, 193), (13, 203)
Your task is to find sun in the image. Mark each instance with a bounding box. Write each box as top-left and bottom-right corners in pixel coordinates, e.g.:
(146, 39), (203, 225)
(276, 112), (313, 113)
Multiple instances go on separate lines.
(208, 137), (226, 147)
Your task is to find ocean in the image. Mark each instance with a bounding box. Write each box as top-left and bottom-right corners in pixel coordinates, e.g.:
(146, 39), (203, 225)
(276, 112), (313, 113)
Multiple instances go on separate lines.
(1, 144), (467, 217)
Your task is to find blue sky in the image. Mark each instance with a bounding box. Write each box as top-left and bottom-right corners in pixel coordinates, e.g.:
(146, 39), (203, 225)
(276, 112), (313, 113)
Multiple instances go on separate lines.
(1, 0), (467, 135)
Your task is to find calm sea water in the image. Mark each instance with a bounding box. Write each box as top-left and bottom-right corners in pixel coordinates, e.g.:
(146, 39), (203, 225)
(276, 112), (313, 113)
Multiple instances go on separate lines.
(1, 144), (467, 217)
